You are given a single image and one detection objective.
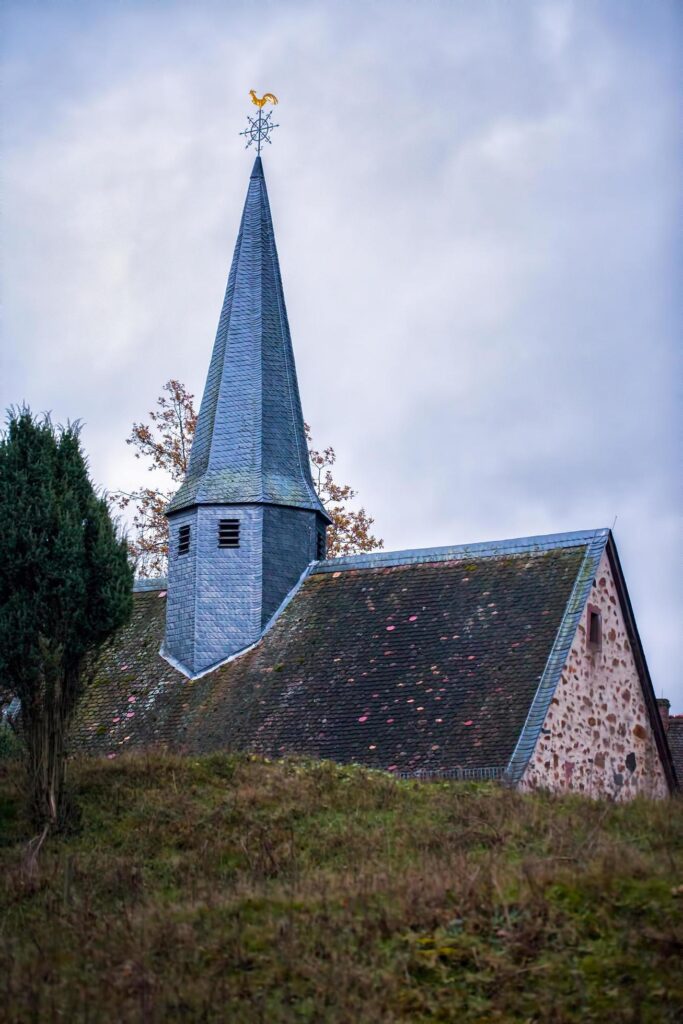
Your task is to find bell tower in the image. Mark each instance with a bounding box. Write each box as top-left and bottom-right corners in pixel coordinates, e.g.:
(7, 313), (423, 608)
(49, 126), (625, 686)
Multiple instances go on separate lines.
(163, 143), (330, 676)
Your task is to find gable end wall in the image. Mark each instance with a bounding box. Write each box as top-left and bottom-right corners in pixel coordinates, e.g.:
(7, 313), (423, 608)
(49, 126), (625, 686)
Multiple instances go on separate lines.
(519, 550), (668, 800)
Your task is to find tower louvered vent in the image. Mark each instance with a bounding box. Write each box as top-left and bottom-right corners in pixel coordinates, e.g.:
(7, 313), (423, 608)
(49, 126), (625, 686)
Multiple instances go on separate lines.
(218, 519), (240, 548)
(178, 524), (191, 556)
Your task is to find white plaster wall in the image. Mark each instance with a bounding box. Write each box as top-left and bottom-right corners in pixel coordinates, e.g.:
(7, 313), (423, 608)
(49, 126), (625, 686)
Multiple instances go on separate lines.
(519, 551), (668, 800)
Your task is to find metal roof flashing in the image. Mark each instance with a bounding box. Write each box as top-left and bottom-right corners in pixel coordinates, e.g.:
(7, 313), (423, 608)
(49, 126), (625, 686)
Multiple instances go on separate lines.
(504, 529), (609, 786)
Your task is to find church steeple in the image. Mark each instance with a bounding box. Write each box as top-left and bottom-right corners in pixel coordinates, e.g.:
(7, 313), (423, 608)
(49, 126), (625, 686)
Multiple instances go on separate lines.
(163, 152), (330, 677)
(167, 156), (326, 519)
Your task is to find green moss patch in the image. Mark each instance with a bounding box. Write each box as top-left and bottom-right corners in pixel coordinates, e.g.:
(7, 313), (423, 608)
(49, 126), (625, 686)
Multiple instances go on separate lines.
(1, 754), (681, 1022)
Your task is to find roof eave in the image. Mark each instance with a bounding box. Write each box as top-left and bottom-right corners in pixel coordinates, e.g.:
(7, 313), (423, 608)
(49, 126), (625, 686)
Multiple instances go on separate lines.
(504, 529), (610, 786)
(604, 532), (679, 793)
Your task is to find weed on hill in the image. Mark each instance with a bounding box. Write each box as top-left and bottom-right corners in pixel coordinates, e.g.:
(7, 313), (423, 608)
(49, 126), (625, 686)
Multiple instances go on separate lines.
(1, 753), (681, 1022)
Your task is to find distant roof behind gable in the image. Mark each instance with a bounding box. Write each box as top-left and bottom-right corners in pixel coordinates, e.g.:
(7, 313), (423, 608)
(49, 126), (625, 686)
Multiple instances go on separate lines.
(75, 529), (625, 780)
(667, 718), (683, 785)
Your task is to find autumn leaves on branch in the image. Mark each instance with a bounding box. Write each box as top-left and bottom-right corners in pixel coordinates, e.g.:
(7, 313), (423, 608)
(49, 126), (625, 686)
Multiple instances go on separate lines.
(116, 380), (382, 576)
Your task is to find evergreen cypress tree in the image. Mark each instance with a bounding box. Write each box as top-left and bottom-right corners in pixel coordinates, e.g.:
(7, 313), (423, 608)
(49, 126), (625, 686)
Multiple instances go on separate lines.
(0, 410), (133, 831)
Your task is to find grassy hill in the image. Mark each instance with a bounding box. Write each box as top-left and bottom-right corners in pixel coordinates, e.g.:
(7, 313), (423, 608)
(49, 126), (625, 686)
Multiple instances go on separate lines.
(1, 753), (681, 1022)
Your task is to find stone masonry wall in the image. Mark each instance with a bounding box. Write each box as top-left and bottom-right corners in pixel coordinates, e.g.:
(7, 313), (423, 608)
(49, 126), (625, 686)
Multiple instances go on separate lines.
(520, 550), (668, 800)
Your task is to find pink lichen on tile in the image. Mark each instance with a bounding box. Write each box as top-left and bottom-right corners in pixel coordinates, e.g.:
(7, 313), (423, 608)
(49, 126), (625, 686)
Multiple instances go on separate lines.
(386, 625), (396, 631)
(125, 711), (135, 719)
(464, 720), (473, 726)
(158, 591), (167, 598)
(358, 715), (368, 723)
(408, 615), (418, 622)
(128, 696), (136, 703)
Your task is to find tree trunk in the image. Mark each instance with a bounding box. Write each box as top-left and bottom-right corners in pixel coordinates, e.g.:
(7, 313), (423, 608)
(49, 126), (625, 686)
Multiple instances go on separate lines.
(26, 709), (67, 830)
(23, 642), (74, 832)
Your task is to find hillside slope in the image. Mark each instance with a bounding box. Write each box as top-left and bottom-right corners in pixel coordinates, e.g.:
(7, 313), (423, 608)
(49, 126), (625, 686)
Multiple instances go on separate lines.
(1, 754), (681, 1022)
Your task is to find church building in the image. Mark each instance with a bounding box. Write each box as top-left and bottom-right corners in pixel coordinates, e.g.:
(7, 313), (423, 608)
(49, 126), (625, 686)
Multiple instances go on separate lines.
(71, 151), (677, 799)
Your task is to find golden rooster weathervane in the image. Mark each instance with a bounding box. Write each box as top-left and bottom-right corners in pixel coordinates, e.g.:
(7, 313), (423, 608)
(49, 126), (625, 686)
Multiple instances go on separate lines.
(240, 91), (279, 154)
(250, 90), (278, 108)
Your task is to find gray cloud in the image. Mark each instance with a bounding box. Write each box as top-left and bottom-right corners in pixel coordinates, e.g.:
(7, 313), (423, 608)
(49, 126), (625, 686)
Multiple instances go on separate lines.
(2, 0), (681, 706)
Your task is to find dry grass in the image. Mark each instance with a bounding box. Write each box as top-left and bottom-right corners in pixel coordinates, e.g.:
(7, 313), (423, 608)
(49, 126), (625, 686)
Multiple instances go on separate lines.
(1, 752), (681, 1022)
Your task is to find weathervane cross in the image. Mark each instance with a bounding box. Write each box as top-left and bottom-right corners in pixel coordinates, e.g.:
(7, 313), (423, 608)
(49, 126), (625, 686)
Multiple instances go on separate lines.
(240, 91), (279, 155)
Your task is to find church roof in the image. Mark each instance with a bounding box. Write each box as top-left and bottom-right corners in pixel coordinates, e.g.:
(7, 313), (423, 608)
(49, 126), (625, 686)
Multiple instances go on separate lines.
(667, 718), (683, 784)
(167, 156), (327, 519)
(67, 528), (674, 787)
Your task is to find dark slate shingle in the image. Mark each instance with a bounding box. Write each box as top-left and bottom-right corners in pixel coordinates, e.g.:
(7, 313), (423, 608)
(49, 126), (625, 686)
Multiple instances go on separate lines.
(667, 718), (683, 785)
(166, 155), (327, 520)
(73, 543), (585, 774)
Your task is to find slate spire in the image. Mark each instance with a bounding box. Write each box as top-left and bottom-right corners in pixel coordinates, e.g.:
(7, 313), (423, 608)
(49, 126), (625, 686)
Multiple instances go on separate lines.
(163, 155), (330, 677)
(168, 156), (327, 519)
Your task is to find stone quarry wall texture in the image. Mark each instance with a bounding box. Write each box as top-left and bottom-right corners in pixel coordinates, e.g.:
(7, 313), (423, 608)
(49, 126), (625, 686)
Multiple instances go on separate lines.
(520, 551), (668, 800)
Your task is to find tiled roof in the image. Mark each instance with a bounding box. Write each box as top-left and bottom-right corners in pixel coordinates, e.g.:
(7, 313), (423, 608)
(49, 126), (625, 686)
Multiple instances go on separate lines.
(167, 156), (327, 519)
(72, 530), (607, 776)
(667, 718), (683, 785)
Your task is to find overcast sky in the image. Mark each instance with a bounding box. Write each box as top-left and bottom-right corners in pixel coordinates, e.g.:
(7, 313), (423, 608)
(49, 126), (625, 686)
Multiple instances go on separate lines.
(2, 0), (681, 708)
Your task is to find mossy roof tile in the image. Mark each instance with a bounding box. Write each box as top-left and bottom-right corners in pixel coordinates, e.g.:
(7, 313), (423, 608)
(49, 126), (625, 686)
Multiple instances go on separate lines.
(73, 541), (589, 774)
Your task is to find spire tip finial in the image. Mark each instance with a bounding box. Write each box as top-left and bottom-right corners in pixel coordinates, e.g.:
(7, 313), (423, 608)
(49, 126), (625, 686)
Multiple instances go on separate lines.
(250, 154), (264, 178)
(240, 91), (279, 155)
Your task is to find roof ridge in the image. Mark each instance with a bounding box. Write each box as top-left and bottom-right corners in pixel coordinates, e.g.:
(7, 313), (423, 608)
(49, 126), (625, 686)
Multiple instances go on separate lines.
(133, 577), (168, 592)
(311, 528), (610, 575)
